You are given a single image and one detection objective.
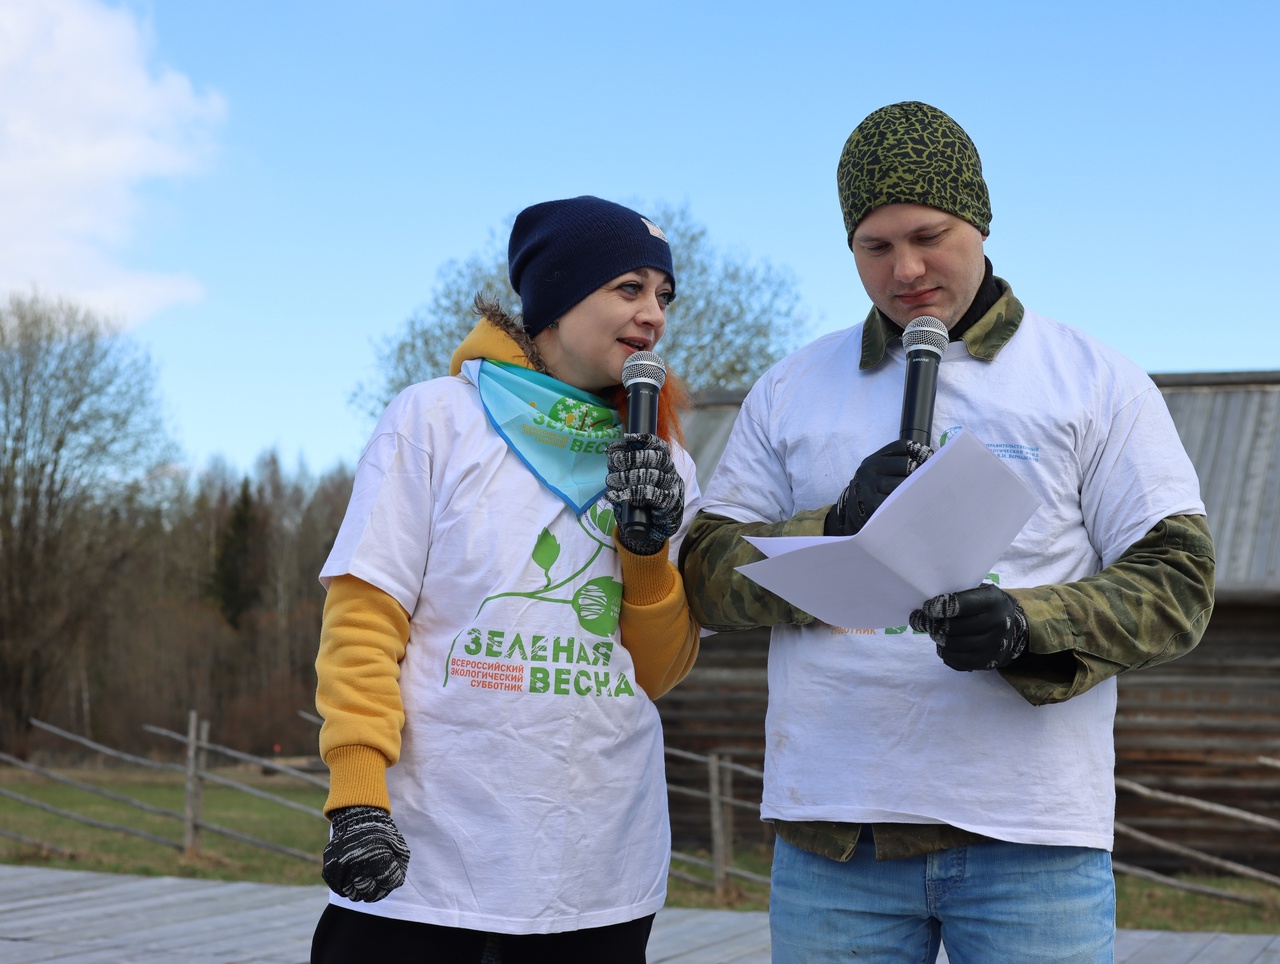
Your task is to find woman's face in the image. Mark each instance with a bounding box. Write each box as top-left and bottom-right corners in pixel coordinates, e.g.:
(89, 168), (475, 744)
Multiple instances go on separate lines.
(534, 268), (674, 393)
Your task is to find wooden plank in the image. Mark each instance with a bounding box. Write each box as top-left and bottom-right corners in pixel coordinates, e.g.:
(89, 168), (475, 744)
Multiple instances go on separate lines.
(648, 907), (770, 963)
(1195, 933), (1280, 961)
(3, 866), (1279, 963)
(1117, 929), (1206, 964)
(1117, 929), (1280, 963)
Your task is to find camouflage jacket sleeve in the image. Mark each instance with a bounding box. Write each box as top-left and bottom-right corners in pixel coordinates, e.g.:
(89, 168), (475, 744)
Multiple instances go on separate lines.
(678, 509), (829, 632)
(1001, 513), (1215, 706)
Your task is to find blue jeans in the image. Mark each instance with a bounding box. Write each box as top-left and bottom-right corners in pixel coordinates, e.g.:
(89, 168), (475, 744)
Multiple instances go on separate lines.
(770, 834), (1115, 963)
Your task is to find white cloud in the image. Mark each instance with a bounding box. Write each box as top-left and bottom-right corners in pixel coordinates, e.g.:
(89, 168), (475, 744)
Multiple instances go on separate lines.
(0, 0), (224, 326)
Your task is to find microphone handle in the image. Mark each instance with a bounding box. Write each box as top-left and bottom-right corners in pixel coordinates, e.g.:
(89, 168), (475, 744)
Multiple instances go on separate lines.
(621, 381), (661, 541)
(899, 353), (939, 446)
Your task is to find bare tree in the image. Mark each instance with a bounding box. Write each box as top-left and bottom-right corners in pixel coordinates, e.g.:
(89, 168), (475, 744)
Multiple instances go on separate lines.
(354, 203), (808, 414)
(652, 203), (809, 394)
(76, 453), (351, 757)
(0, 293), (171, 756)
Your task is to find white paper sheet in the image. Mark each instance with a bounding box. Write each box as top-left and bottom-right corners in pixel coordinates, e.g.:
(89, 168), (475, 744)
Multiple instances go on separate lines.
(737, 430), (1041, 628)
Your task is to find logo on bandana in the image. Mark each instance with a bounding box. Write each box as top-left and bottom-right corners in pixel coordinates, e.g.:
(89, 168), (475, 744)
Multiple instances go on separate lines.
(547, 396), (614, 433)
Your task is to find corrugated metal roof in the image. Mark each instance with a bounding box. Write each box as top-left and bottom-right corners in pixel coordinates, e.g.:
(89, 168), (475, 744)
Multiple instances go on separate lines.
(1155, 372), (1280, 595)
(681, 373), (1280, 594)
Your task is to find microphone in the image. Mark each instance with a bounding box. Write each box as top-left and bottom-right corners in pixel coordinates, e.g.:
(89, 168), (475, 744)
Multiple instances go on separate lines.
(619, 350), (666, 545)
(899, 315), (948, 446)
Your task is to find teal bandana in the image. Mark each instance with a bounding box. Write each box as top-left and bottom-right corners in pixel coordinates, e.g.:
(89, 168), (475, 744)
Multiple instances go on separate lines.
(472, 359), (622, 514)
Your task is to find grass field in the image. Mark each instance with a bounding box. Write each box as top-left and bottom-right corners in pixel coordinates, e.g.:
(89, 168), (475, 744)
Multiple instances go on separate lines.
(2, 765), (1278, 933)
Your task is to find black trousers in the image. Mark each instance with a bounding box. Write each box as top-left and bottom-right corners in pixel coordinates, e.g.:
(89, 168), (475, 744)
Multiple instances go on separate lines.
(311, 903), (655, 964)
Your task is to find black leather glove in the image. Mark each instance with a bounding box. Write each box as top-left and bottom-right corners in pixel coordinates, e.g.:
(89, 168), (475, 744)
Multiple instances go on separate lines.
(824, 439), (933, 536)
(322, 805), (410, 902)
(606, 432), (685, 556)
(909, 583), (1029, 672)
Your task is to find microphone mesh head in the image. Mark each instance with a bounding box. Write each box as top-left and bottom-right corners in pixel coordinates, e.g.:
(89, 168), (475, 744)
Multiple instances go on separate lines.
(621, 350), (667, 389)
(903, 316), (949, 355)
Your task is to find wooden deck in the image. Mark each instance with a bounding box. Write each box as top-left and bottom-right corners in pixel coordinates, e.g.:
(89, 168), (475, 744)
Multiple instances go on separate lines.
(1, 865), (1278, 963)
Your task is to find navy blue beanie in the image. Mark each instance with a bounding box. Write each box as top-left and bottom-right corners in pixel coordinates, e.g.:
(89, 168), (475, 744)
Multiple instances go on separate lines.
(508, 196), (675, 338)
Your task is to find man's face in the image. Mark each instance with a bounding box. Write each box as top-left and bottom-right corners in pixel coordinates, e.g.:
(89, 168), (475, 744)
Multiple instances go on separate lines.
(851, 203), (987, 329)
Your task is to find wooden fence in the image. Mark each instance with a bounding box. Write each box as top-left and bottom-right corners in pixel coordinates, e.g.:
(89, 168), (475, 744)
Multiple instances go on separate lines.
(665, 747), (770, 900)
(1114, 768), (1280, 907)
(1, 713), (770, 898)
(4, 714), (1279, 909)
(0, 713), (325, 864)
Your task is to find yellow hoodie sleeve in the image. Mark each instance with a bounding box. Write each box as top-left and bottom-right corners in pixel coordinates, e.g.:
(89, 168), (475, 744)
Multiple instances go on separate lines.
(616, 540), (700, 700)
(314, 574), (411, 815)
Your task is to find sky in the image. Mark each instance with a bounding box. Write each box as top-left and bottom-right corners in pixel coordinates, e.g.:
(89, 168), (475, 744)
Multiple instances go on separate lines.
(2, 0), (1278, 477)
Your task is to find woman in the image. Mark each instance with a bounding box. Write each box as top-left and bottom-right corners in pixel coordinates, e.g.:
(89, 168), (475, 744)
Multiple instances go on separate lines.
(310, 196), (701, 963)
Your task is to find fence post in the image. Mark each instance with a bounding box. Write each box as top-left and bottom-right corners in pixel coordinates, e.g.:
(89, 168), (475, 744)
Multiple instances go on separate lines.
(196, 716), (209, 847)
(183, 710), (200, 857)
(722, 753), (735, 882)
(709, 752), (728, 901)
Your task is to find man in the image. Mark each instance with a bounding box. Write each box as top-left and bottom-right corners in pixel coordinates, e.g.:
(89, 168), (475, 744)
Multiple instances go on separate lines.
(679, 102), (1215, 963)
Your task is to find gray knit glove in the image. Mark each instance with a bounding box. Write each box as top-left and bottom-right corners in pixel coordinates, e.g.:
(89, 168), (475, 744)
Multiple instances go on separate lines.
(825, 439), (932, 536)
(605, 433), (685, 556)
(322, 805), (410, 902)
(909, 584), (1029, 672)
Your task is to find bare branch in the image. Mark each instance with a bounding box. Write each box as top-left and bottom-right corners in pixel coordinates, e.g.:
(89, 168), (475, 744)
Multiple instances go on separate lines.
(355, 203), (809, 416)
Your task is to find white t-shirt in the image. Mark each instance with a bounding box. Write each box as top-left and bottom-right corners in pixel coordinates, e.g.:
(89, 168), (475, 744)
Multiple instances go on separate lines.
(700, 309), (1204, 851)
(321, 366), (700, 932)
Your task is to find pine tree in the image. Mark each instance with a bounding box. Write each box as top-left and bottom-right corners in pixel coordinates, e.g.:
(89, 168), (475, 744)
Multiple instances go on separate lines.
(209, 478), (264, 630)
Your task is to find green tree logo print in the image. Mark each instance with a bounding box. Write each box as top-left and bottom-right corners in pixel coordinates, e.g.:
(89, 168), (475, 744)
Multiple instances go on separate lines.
(532, 523), (620, 633)
(532, 527), (561, 586)
(443, 508), (622, 685)
(572, 578), (622, 635)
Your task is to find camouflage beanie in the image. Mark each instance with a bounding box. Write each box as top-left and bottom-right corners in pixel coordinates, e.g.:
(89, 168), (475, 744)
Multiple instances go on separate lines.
(836, 101), (991, 246)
